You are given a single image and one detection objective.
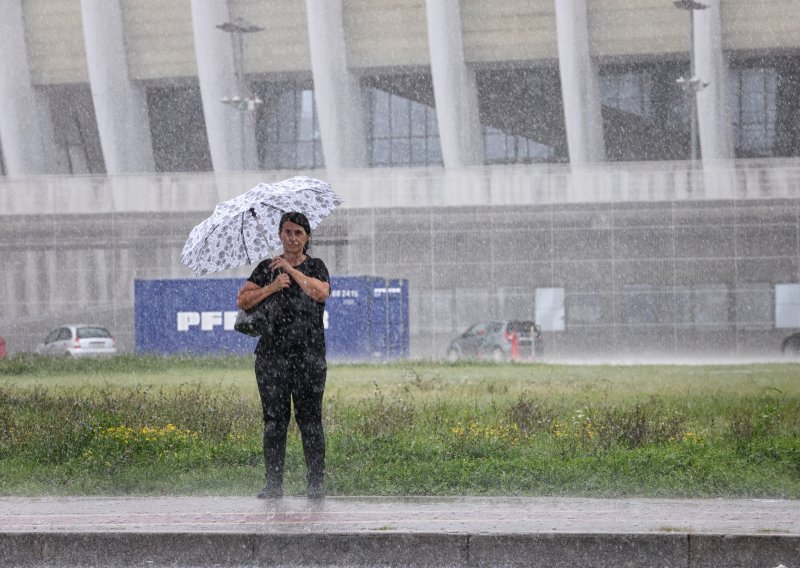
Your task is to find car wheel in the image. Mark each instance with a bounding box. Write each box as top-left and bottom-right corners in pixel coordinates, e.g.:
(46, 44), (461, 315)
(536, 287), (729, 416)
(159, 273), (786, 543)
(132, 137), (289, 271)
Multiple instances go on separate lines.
(782, 334), (800, 357)
(491, 347), (506, 363)
(446, 347), (461, 362)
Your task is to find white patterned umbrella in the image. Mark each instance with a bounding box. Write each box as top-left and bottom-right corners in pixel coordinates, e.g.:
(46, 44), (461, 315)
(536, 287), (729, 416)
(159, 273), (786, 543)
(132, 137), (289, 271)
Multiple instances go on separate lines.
(180, 176), (343, 276)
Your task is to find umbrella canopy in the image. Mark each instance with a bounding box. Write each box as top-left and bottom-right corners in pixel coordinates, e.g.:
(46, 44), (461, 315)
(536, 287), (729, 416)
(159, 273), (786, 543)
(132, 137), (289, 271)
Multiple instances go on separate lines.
(180, 176), (343, 276)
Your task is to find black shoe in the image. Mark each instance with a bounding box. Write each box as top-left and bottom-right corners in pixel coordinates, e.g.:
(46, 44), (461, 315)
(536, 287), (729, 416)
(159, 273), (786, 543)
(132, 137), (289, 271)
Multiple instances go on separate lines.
(307, 482), (324, 500)
(257, 485), (283, 499)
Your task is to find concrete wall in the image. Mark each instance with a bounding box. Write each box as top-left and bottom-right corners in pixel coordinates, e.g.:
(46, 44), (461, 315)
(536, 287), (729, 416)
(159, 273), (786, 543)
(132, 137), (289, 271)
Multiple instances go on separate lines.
(344, 0), (429, 68)
(1, 160), (799, 359)
(24, 0), (89, 85)
(123, 0), (197, 80)
(22, 0), (800, 86)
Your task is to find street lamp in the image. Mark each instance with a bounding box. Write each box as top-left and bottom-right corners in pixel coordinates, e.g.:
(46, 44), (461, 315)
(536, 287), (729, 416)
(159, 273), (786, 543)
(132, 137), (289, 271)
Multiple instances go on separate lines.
(216, 17), (264, 169)
(673, 0), (709, 164)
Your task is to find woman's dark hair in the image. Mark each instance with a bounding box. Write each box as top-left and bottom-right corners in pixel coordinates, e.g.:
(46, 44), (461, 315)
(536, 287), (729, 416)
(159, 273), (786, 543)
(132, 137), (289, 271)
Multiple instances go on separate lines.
(279, 211), (312, 253)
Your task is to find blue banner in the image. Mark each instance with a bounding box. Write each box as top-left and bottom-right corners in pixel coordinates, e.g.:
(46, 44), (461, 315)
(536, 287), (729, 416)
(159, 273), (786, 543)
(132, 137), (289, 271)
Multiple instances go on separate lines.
(134, 276), (409, 360)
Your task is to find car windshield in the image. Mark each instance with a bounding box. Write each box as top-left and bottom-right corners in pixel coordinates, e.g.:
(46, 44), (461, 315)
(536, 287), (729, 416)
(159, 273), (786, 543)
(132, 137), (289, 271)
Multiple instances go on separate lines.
(486, 322), (504, 334)
(76, 327), (111, 339)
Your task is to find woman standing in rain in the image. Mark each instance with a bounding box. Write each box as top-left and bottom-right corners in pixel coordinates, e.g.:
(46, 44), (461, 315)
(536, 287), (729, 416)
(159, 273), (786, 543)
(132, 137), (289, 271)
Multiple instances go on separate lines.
(237, 212), (330, 499)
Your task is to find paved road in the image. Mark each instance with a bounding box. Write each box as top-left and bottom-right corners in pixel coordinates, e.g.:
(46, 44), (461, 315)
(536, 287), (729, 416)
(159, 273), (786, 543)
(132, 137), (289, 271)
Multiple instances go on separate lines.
(1, 496), (798, 567)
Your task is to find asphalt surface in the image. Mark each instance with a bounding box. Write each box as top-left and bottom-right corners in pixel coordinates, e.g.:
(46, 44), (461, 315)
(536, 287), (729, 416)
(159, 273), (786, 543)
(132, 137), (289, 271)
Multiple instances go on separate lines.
(1, 496), (798, 567)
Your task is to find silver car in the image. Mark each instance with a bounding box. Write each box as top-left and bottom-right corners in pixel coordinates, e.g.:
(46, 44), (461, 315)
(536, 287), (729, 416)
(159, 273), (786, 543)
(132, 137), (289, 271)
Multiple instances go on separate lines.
(36, 324), (117, 357)
(447, 320), (544, 362)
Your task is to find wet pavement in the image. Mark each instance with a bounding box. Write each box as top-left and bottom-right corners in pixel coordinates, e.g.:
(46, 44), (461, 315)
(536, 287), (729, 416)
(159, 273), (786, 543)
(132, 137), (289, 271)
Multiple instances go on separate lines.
(1, 496), (798, 567)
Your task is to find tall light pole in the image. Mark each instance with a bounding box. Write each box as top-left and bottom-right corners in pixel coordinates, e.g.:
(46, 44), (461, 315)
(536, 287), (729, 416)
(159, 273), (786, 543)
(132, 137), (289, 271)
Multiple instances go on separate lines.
(216, 17), (264, 170)
(674, 1), (709, 164)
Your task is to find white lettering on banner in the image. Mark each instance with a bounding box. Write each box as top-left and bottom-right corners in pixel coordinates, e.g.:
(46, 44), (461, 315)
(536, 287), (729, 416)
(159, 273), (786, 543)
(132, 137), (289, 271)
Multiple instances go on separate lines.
(330, 289), (360, 299)
(177, 311), (238, 332)
(201, 311), (223, 331)
(374, 287), (402, 296)
(177, 312), (200, 331)
(223, 311), (238, 330)
(323, 310), (329, 330)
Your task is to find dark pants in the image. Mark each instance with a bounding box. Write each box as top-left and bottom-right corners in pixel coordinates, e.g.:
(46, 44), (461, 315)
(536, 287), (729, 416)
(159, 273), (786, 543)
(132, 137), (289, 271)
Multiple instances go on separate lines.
(255, 349), (326, 492)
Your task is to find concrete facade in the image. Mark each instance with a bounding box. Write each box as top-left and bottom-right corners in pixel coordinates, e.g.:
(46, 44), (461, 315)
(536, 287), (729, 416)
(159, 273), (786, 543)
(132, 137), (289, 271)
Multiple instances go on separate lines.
(1, 1), (799, 175)
(1, 1), (799, 359)
(80, 0), (156, 174)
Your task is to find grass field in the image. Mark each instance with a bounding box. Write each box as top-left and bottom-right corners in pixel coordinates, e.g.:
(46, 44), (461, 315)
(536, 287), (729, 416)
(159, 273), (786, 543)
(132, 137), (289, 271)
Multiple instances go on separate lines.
(1, 355), (798, 498)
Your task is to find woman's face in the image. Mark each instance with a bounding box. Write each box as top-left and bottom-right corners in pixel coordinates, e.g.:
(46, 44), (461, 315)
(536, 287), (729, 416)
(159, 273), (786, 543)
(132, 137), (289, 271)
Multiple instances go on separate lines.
(279, 220), (309, 255)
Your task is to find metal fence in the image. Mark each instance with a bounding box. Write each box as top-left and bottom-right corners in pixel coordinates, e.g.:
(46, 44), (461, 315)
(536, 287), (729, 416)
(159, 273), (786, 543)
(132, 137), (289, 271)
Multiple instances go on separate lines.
(1, 159), (799, 359)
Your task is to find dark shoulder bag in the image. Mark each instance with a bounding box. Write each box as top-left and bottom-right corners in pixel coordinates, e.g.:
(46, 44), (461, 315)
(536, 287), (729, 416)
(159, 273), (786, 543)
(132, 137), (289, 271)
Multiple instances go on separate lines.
(234, 297), (273, 337)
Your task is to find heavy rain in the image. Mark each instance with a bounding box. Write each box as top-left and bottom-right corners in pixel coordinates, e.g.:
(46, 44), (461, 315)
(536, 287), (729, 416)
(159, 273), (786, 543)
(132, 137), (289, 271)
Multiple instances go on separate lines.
(0, 1), (799, 567)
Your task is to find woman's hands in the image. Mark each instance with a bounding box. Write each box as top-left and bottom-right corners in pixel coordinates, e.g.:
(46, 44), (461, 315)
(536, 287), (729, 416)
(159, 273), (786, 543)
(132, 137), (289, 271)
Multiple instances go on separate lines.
(271, 256), (330, 303)
(237, 273), (286, 310)
(269, 256), (294, 274)
(270, 271), (291, 292)
(238, 257), (330, 310)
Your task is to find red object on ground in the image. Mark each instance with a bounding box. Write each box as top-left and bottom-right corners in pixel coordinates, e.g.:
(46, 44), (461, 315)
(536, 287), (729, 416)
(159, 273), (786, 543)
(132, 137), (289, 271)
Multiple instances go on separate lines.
(0, 336), (6, 359)
(510, 332), (519, 361)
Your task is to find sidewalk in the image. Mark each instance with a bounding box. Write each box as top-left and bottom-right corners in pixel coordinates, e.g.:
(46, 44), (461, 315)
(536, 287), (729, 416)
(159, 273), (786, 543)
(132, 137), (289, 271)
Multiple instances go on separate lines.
(1, 496), (798, 567)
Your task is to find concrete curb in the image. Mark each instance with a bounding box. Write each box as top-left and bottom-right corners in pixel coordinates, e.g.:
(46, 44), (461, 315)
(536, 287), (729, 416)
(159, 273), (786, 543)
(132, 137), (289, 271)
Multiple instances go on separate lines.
(1, 532), (799, 568)
(2, 497), (798, 567)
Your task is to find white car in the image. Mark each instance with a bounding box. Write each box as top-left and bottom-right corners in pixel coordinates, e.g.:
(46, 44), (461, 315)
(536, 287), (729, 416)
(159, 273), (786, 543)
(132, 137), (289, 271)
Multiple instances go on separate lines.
(37, 325), (117, 357)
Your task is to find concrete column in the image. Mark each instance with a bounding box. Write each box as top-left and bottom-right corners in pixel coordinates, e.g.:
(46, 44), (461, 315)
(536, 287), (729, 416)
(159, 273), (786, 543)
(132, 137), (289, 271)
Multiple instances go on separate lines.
(305, 0), (367, 170)
(2, 255), (19, 318)
(694, 0), (734, 162)
(425, 0), (483, 167)
(24, 250), (39, 307)
(0, 0), (61, 175)
(74, 252), (91, 308)
(80, 0), (155, 173)
(45, 249), (58, 308)
(554, 0), (605, 165)
(190, 0), (257, 172)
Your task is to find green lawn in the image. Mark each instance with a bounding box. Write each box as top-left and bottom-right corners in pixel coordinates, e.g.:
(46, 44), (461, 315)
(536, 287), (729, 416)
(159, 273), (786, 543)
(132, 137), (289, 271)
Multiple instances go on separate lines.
(1, 355), (798, 498)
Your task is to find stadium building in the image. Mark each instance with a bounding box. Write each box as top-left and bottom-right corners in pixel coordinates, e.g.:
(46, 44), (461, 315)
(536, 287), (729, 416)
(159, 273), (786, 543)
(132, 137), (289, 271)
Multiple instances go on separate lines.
(1, 0), (799, 358)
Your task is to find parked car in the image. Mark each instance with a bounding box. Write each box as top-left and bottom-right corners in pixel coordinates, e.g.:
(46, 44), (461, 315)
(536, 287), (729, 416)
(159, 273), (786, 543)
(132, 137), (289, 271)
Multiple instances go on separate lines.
(446, 320), (543, 362)
(782, 332), (800, 357)
(36, 325), (117, 357)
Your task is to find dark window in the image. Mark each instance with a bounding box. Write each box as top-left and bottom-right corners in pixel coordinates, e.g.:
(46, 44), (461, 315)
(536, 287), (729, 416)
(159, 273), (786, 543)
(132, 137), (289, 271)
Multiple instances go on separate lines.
(484, 126), (555, 164)
(48, 84), (105, 174)
(476, 67), (567, 164)
(730, 67), (778, 157)
(775, 58), (800, 157)
(506, 321), (536, 334)
(147, 86), (212, 172)
(600, 63), (690, 161)
(486, 322), (504, 334)
(255, 82), (324, 170)
(77, 327), (112, 339)
(363, 74), (442, 167)
(601, 70), (656, 117)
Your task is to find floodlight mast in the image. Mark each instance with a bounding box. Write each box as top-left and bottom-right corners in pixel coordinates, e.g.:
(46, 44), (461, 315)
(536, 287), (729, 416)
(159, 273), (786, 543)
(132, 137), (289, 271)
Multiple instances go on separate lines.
(673, 0), (709, 164)
(216, 18), (264, 170)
